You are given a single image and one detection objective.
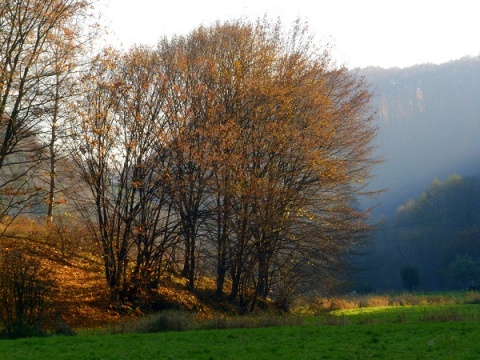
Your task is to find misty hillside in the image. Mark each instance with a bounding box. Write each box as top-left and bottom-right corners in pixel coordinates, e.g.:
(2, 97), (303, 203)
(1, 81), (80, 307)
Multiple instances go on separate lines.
(361, 57), (480, 215)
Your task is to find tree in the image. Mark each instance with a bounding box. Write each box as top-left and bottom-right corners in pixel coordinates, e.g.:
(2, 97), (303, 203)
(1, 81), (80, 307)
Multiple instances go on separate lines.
(400, 265), (420, 292)
(41, 6), (97, 225)
(71, 18), (378, 310)
(364, 175), (480, 291)
(161, 19), (378, 308)
(71, 47), (180, 306)
(157, 35), (215, 290)
(0, 0), (93, 223)
(448, 254), (480, 289)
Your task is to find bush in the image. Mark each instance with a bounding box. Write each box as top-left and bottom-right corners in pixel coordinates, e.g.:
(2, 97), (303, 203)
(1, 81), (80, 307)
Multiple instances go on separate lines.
(0, 249), (56, 338)
(359, 296), (390, 308)
(464, 292), (480, 304)
(449, 254), (480, 289)
(199, 314), (302, 330)
(113, 311), (303, 334)
(400, 265), (420, 292)
(115, 310), (196, 333)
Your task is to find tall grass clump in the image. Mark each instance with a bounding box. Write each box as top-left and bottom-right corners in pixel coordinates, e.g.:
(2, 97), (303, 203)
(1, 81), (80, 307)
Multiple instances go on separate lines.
(112, 310), (303, 334)
(464, 291), (480, 304)
(114, 310), (196, 333)
(199, 313), (303, 330)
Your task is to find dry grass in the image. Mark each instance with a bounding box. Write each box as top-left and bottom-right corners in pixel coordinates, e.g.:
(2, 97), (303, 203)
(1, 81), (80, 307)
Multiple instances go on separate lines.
(292, 292), (467, 315)
(464, 291), (480, 304)
(111, 310), (303, 334)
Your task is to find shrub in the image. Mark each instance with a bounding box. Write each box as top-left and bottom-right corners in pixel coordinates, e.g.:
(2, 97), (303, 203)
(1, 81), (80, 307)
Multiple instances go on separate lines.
(199, 314), (302, 330)
(327, 298), (358, 311)
(464, 292), (480, 304)
(400, 265), (420, 292)
(115, 310), (196, 333)
(0, 249), (56, 338)
(448, 254), (480, 289)
(54, 311), (76, 336)
(113, 311), (303, 334)
(359, 296), (389, 308)
(389, 293), (422, 306)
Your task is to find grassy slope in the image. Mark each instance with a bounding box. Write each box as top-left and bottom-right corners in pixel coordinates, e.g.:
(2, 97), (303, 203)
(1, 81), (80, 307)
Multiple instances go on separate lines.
(1, 305), (480, 359)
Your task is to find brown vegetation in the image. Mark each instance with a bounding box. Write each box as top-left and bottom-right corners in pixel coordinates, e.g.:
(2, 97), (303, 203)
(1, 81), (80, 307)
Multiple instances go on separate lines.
(0, 218), (270, 330)
(0, 218), (114, 329)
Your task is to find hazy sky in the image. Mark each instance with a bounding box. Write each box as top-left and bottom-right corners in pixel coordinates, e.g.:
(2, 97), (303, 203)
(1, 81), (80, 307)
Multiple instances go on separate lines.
(97, 0), (480, 69)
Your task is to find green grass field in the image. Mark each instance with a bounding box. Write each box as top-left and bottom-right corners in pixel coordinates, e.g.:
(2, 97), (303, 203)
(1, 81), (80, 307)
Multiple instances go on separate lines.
(1, 303), (480, 359)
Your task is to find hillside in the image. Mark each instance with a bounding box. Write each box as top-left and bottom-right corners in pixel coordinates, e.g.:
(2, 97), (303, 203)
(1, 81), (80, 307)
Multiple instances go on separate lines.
(0, 218), (217, 331)
(361, 57), (480, 215)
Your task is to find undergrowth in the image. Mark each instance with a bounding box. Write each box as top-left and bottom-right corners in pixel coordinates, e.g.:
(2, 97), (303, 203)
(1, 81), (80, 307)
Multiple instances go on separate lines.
(111, 310), (303, 334)
(291, 291), (480, 316)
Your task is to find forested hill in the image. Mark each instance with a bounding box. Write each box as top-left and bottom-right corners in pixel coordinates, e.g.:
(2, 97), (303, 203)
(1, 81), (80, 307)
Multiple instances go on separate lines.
(361, 56), (480, 215)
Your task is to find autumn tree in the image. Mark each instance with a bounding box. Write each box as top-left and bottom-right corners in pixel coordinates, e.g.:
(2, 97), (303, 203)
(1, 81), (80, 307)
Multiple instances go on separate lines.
(161, 19), (378, 309)
(155, 36), (215, 290)
(71, 18), (378, 310)
(0, 0), (92, 222)
(41, 4), (98, 225)
(70, 47), (181, 306)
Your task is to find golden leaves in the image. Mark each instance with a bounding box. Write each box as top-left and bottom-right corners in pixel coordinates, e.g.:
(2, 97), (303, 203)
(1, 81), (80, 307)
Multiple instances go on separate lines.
(64, 18), (378, 309)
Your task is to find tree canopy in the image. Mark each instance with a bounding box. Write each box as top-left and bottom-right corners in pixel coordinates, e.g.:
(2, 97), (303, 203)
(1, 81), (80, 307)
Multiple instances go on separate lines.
(0, 12), (379, 311)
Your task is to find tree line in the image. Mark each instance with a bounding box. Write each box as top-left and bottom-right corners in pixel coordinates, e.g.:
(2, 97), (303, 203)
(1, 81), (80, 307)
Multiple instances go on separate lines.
(1, 0), (378, 311)
(357, 174), (480, 292)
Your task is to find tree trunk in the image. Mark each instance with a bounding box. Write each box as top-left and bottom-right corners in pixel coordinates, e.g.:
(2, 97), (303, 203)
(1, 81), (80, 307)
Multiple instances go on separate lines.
(47, 75), (60, 225)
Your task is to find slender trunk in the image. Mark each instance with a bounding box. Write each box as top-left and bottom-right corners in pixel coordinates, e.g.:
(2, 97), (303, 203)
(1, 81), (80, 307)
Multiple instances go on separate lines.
(256, 251), (267, 299)
(215, 238), (227, 299)
(0, 117), (14, 170)
(181, 214), (196, 289)
(188, 226), (196, 289)
(215, 199), (229, 299)
(230, 205), (249, 303)
(229, 268), (241, 303)
(47, 74), (60, 225)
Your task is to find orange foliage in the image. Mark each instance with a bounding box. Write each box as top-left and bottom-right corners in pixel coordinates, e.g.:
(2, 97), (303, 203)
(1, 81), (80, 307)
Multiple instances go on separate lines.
(0, 218), (222, 329)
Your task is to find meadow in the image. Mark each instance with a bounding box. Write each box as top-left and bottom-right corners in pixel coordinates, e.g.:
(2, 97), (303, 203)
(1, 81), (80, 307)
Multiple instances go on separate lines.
(1, 293), (480, 359)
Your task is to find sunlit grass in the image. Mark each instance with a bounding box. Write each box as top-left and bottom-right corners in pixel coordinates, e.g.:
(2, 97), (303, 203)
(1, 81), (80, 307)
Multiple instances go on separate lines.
(2, 292), (480, 359)
(327, 303), (480, 325)
(333, 305), (410, 316)
(292, 290), (480, 316)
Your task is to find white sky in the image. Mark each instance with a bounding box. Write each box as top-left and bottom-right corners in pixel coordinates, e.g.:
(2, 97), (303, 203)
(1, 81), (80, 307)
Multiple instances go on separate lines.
(97, 0), (480, 69)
